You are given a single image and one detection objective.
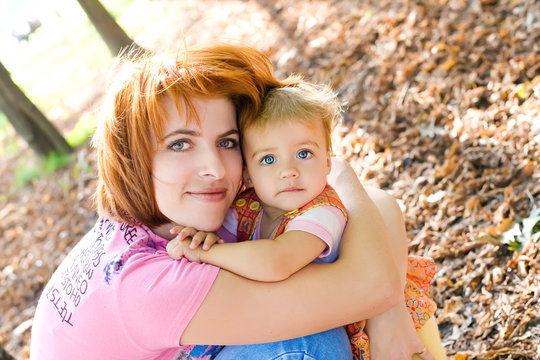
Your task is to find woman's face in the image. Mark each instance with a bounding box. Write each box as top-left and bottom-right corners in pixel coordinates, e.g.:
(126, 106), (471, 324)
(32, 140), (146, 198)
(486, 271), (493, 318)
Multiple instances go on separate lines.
(152, 96), (243, 232)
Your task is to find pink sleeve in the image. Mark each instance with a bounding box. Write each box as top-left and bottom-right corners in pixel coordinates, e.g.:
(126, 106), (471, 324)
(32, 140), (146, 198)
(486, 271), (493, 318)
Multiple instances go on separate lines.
(285, 205), (346, 259)
(115, 251), (219, 348)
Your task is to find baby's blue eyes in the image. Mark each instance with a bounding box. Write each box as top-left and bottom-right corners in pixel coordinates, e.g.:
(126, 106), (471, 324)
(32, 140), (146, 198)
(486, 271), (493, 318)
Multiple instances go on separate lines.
(297, 150), (311, 159)
(261, 155), (276, 165)
(260, 151), (312, 165)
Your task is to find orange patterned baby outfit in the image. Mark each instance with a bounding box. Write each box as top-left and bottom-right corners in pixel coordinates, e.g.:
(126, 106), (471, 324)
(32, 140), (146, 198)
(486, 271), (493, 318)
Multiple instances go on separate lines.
(233, 185), (437, 360)
(233, 184), (346, 242)
(345, 256), (437, 360)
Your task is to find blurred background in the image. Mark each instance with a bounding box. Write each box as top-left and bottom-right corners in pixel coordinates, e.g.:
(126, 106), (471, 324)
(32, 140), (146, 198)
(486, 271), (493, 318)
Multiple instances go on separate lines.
(0, 0), (539, 358)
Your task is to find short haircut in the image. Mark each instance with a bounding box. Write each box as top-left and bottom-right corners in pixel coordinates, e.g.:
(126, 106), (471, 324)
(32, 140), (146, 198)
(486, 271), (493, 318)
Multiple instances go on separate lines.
(243, 78), (344, 153)
(93, 42), (285, 227)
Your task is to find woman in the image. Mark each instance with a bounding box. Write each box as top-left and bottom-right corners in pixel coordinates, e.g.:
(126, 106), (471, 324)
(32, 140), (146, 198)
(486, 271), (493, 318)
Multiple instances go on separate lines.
(30, 42), (434, 359)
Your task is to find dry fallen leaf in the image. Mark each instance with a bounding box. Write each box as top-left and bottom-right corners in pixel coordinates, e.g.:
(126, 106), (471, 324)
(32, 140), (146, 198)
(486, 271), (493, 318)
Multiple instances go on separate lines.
(1, 0), (539, 359)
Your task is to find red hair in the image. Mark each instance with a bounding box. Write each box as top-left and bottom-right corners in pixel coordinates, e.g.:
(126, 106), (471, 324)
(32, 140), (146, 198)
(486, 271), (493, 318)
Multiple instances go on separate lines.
(93, 43), (286, 227)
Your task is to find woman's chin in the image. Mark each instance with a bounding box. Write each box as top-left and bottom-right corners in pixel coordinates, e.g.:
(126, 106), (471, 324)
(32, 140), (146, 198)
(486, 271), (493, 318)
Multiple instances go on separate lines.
(200, 220), (224, 232)
(181, 214), (224, 232)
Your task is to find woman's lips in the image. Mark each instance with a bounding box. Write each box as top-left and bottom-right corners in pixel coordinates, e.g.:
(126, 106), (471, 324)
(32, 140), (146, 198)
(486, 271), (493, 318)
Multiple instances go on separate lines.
(187, 189), (228, 201)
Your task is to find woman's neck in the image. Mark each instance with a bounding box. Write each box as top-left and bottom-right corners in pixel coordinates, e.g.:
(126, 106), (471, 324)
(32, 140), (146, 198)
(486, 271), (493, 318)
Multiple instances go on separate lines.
(151, 222), (176, 241)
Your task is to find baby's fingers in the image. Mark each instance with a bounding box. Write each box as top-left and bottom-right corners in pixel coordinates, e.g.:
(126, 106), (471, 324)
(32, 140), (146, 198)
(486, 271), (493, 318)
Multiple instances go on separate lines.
(169, 225), (185, 235)
(189, 231), (207, 249)
(202, 233), (223, 250)
(166, 240), (184, 260)
(175, 227), (197, 241)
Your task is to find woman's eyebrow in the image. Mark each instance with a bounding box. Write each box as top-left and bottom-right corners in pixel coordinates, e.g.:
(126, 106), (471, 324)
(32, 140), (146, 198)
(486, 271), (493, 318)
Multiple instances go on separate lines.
(220, 129), (240, 137)
(161, 128), (239, 142)
(161, 129), (199, 142)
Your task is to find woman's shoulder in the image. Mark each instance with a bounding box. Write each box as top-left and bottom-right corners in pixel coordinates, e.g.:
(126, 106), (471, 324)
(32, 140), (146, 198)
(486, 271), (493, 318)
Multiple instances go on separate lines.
(89, 218), (170, 283)
(84, 218), (168, 251)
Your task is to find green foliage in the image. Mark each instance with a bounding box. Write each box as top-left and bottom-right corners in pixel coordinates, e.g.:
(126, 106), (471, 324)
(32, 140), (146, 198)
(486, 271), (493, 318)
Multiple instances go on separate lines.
(0, 111), (7, 128)
(0, 111), (21, 155)
(364, 10), (375, 20)
(42, 151), (73, 173)
(478, 206), (540, 252)
(516, 207), (540, 243)
(71, 150), (93, 182)
(14, 164), (42, 187)
(515, 82), (531, 100)
(0, 111), (8, 142)
(104, 0), (138, 17)
(14, 151), (73, 187)
(66, 113), (98, 147)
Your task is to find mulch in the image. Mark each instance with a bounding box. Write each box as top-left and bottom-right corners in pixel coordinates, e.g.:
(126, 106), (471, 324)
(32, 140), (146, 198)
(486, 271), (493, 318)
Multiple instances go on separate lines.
(0, 0), (538, 358)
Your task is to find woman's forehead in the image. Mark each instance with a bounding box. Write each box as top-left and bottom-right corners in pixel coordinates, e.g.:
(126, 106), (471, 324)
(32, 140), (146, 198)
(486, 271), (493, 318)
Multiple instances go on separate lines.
(158, 96), (236, 137)
(162, 96), (189, 124)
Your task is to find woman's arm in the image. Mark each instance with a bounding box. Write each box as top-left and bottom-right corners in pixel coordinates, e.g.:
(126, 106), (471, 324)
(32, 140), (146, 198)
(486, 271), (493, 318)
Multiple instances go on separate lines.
(180, 157), (402, 345)
(362, 186), (436, 360)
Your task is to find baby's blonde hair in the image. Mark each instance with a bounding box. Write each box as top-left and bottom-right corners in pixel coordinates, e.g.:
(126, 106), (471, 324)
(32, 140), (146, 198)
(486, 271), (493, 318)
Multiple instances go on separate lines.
(241, 77), (344, 153)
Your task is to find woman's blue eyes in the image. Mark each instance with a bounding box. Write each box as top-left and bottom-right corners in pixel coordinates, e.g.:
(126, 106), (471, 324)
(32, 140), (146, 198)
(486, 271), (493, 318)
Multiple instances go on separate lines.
(168, 138), (238, 152)
(169, 140), (190, 151)
(218, 139), (238, 149)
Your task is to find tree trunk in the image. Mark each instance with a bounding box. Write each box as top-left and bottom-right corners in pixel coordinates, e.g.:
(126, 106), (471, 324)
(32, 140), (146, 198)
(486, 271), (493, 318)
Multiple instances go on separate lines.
(76, 0), (142, 56)
(0, 62), (72, 156)
(0, 345), (15, 360)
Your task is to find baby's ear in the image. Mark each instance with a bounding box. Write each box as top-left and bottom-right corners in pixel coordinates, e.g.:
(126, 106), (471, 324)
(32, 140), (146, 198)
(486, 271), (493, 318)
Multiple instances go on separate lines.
(243, 170), (254, 188)
(326, 154), (332, 174)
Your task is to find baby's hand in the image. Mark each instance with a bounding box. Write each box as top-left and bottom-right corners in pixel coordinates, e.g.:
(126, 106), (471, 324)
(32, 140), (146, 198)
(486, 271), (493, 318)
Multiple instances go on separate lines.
(167, 226), (224, 262)
(171, 226), (224, 250)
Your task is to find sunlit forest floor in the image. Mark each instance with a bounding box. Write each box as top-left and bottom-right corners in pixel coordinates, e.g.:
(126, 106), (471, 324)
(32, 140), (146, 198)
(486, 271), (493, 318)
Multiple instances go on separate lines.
(0, 1), (539, 359)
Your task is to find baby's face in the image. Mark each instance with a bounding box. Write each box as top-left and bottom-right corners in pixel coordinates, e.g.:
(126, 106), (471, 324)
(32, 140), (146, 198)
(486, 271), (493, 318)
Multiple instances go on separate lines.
(242, 119), (331, 212)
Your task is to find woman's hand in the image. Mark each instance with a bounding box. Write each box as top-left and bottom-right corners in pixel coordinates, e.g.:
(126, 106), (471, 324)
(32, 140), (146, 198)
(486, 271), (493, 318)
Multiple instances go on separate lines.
(366, 302), (434, 360)
(327, 157), (360, 192)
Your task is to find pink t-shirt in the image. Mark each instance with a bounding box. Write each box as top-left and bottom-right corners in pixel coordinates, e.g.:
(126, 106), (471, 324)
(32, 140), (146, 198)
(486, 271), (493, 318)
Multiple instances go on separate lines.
(30, 218), (220, 360)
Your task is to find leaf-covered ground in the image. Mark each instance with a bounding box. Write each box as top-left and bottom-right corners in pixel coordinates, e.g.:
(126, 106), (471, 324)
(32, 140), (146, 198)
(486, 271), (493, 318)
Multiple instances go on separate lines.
(1, 0), (539, 358)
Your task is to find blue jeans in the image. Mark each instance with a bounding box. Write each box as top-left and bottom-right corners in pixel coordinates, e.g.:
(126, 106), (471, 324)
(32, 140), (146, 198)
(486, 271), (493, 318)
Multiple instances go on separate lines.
(214, 327), (353, 360)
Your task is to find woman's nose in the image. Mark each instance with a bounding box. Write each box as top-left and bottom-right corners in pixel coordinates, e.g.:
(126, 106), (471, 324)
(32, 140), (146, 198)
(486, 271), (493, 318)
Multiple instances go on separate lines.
(198, 148), (226, 179)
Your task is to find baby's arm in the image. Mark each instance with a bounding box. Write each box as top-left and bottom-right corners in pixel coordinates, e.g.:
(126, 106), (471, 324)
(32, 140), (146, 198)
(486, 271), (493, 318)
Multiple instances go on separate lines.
(201, 231), (326, 281)
(166, 226), (224, 261)
(167, 229), (326, 282)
